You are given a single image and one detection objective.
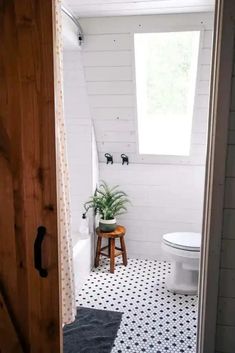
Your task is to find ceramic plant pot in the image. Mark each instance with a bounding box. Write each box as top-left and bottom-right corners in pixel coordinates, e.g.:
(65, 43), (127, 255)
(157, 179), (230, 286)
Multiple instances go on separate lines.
(99, 218), (117, 232)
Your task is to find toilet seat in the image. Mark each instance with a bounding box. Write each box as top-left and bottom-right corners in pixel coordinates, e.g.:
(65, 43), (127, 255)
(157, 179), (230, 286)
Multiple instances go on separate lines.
(163, 232), (201, 252)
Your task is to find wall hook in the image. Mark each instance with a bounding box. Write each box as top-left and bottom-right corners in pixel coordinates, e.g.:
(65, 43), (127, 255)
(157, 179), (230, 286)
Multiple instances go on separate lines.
(121, 154), (129, 165)
(105, 153), (113, 164)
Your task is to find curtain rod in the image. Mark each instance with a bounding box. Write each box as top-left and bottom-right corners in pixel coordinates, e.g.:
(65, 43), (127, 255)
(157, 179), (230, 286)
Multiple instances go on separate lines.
(61, 5), (84, 46)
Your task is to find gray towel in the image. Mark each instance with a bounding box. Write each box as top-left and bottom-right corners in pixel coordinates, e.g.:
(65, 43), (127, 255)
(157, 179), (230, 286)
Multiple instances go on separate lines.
(63, 307), (123, 353)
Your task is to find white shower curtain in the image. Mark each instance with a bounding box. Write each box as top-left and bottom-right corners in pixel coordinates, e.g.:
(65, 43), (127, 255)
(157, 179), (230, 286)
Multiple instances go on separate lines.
(55, 0), (76, 325)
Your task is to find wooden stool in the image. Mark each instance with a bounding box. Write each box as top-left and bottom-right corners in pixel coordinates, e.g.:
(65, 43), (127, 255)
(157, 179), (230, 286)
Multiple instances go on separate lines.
(95, 225), (127, 273)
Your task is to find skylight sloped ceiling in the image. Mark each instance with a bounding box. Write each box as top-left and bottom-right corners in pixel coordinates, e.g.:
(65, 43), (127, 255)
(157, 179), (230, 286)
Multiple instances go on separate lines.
(62, 2), (214, 164)
(63, 0), (215, 17)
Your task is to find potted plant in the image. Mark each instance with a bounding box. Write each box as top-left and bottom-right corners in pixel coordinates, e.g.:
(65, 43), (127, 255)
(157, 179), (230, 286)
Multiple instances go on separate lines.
(84, 181), (129, 232)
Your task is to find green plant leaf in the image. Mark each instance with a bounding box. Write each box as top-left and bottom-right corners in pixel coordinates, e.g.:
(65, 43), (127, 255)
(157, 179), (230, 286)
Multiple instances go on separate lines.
(83, 181), (130, 220)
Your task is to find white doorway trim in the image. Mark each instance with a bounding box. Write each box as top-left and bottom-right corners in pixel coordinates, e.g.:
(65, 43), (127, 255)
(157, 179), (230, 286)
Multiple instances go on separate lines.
(197, 1), (235, 352)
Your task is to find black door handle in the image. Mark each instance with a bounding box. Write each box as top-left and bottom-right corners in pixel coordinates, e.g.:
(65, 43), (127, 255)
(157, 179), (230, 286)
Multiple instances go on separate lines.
(34, 226), (48, 278)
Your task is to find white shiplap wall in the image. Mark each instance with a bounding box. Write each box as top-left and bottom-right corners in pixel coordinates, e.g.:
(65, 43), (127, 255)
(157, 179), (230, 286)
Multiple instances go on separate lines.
(80, 13), (213, 165)
(63, 50), (97, 243)
(215, 61), (235, 353)
(100, 163), (205, 259)
(79, 13), (213, 259)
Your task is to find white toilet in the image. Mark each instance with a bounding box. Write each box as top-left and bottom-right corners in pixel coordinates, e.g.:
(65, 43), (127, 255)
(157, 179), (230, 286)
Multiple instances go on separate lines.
(162, 232), (201, 295)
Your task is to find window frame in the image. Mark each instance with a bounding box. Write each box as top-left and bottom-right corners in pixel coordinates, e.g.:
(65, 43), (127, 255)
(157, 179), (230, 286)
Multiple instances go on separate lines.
(132, 26), (206, 165)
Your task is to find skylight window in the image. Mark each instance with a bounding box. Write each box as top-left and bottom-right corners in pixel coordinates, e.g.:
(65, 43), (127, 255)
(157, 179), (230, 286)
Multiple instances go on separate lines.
(134, 31), (200, 156)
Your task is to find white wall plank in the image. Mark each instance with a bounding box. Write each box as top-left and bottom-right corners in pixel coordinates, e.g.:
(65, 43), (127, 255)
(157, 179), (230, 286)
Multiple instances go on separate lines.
(203, 29), (213, 48)
(192, 132), (207, 145)
(197, 80), (210, 94)
(83, 50), (132, 67)
(91, 106), (134, 120)
(87, 81), (134, 95)
(99, 163), (204, 258)
(97, 130), (136, 142)
(80, 13), (214, 34)
(199, 64), (211, 81)
(197, 94), (209, 108)
(83, 34), (131, 51)
(85, 66), (132, 81)
(94, 119), (135, 131)
(89, 94), (134, 107)
(201, 48), (212, 64)
(97, 141), (136, 153)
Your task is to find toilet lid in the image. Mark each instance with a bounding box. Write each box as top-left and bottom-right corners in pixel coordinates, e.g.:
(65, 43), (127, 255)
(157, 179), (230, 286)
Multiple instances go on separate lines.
(162, 232), (201, 252)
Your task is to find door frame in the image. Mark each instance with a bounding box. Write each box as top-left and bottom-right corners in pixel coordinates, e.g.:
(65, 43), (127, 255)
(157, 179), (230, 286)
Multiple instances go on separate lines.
(58, 1), (232, 352)
(197, 0), (235, 352)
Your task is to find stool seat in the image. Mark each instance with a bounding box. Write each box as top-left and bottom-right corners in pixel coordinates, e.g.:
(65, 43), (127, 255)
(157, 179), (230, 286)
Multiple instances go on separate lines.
(95, 225), (127, 273)
(96, 225), (126, 238)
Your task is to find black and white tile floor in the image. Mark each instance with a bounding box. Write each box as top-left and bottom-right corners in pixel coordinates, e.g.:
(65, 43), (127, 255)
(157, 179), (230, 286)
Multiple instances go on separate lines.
(76, 258), (198, 353)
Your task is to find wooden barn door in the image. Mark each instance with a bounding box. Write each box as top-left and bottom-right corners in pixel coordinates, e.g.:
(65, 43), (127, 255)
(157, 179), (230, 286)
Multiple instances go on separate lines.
(0, 1), (61, 352)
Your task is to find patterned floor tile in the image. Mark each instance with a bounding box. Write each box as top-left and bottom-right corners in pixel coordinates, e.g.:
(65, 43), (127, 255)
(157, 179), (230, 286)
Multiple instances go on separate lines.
(76, 258), (198, 353)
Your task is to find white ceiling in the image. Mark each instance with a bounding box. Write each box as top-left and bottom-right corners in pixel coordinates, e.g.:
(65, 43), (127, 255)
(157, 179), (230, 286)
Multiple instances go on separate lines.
(63, 0), (215, 18)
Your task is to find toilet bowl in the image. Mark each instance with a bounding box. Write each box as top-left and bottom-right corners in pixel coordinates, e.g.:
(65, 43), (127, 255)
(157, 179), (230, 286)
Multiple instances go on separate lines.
(162, 232), (201, 295)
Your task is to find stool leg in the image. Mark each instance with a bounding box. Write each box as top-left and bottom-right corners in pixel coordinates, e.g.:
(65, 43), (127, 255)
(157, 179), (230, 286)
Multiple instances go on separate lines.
(108, 238), (111, 258)
(95, 237), (102, 268)
(120, 237), (127, 266)
(110, 238), (115, 274)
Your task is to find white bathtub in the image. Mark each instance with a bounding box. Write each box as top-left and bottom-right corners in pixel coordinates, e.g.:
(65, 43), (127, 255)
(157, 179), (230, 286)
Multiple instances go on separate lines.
(73, 233), (93, 295)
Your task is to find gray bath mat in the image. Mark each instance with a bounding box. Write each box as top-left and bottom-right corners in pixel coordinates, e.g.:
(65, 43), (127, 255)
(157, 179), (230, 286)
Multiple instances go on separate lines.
(63, 307), (123, 353)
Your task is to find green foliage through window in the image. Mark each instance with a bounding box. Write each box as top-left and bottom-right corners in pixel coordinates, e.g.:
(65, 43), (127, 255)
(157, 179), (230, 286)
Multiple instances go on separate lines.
(134, 31), (200, 156)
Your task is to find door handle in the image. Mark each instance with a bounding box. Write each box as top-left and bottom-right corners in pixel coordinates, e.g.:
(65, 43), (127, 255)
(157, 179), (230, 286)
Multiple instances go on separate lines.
(34, 226), (48, 278)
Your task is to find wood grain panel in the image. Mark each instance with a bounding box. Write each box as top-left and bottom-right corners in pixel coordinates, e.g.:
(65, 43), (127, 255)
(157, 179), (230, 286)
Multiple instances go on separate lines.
(0, 291), (23, 353)
(0, 1), (61, 352)
(0, 0), (29, 348)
